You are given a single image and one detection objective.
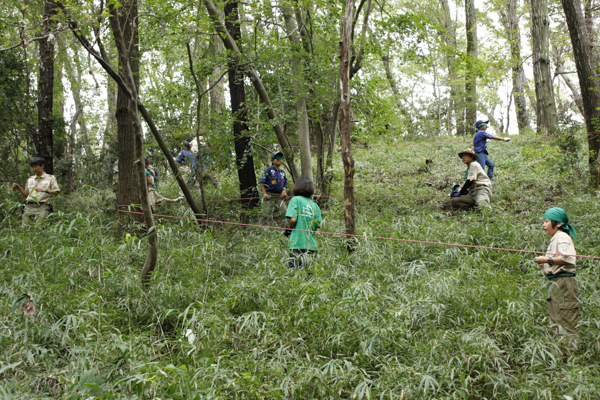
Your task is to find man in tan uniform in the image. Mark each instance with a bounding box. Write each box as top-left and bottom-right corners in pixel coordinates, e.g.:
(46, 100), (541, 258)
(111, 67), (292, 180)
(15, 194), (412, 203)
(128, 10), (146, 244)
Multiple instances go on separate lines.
(449, 149), (492, 210)
(534, 207), (579, 341)
(12, 157), (60, 226)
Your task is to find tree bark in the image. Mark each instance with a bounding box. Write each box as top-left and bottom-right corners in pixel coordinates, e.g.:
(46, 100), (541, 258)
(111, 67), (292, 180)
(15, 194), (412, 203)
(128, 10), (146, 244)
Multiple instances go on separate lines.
(36, 0), (57, 174)
(114, 0), (145, 225)
(108, 1), (157, 282)
(552, 47), (585, 116)
(209, 33), (227, 114)
(561, 0), (600, 186)
(223, 0), (259, 203)
(204, 0), (301, 181)
(186, 41), (209, 217)
(505, 0), (530, 133)
(439, 0), (463, 135)
(465, 0), (478, 133)
(282, 4), (313, 180)
(340, 0), (356, 243)
(530, 0), (559, 135)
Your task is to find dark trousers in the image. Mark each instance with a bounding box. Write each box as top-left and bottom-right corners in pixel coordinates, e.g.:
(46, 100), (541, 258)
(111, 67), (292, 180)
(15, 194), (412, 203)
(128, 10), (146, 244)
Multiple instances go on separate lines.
(288, 249), (316, 270)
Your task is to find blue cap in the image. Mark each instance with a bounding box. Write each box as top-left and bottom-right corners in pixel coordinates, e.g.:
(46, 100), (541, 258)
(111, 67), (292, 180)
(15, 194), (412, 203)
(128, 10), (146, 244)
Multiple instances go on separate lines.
(475, 120), (489, 129)
(271, 151), (284, 160)
(183, 141), (190, 148)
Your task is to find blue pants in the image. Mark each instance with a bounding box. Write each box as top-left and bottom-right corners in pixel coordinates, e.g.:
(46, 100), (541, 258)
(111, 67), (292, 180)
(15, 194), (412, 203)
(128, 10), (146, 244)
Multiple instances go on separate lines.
(476, 152), (495, 179)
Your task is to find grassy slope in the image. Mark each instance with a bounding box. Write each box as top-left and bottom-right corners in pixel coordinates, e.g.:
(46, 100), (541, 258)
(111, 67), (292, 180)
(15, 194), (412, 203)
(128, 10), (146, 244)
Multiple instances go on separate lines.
(1, 135), (599, 399)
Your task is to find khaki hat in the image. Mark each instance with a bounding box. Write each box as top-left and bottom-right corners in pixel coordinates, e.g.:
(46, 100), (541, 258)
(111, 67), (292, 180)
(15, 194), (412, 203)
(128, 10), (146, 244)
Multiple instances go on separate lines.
(458, 148), (479, 160)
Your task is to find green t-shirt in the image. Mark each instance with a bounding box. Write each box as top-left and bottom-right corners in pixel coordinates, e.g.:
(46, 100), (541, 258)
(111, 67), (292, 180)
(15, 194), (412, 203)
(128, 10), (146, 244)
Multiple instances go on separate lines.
(285, 195), (322, 250)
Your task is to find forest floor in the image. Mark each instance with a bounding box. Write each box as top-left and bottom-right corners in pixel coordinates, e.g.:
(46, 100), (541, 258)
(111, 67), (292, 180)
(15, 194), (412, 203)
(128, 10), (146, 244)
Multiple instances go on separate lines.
(1, 132), (600, 399)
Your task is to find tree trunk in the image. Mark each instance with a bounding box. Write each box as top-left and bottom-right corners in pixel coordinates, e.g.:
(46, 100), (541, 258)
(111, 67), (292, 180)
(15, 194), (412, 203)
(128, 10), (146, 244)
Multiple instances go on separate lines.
(109, 1), (158, 282)
(209, 33), (227, 114)
(36, 0), (57, 174)
(506, 0), (530, 133)
(204, 0), (301, 181)
(340, 0), (356, 243)
(114, 0), (145, 225)
(530, 0), (559, 134)
(553, 48), (585, 116)
(465, 0), (478, 133)
(282, 5), (312, 180)
(561, 0), (600, 186)
(64, 46), (84, 194)
(439, 0), (464, 135)
(322, 102), (340, 198)
(186, 41), (209, 217)
(223, 0), (259, 203)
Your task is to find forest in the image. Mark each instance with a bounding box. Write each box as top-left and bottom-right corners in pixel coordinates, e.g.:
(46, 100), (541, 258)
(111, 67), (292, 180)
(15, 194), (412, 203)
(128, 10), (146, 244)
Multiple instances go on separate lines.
(1, 0), (600, 398)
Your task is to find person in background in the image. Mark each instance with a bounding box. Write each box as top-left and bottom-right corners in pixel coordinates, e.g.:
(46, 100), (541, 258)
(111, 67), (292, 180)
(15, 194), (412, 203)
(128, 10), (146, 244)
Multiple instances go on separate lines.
(473, 119), (510, 180)
(175, 141), (197, 187)
(534, 207), (579, 344)
(284, 176), (321, 274)
(259, 151), (288, 224)
(449, 149), (492, 210)
(12, 157), (60, 227)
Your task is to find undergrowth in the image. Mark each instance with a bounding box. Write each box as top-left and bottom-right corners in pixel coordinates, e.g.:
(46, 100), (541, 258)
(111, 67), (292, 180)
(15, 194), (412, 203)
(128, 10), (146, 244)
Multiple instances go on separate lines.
(1, 136), (599, 399)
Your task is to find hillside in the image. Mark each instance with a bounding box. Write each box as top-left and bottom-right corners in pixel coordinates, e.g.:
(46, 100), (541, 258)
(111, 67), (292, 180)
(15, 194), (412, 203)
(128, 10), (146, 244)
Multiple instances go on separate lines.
(1, 134), (599, 399)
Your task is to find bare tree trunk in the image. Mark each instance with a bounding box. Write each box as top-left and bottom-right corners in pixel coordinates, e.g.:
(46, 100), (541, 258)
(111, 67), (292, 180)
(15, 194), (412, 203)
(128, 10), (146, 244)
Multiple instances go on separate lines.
(108, 0), (158, 282)
(530, 0), (559, 134)
(64, 45), (84, 194)
(209, 32), (227, 114)
(561, 0), (600, 186)
(322, 102), (340, 198)
(36, 0), (57, 174)
(186, 41), (209, 217)
(223, 0), (259, 205)
(340, 0), (356, 243)
(114, 0), (145, 225)
(282, 5), (312, 180)
(204, 0), (301, 181)
(465, 0), (478, 133)
(439, 0), (463, 135)
(506, 0), (530, 133)
(553, 47), (585, 116)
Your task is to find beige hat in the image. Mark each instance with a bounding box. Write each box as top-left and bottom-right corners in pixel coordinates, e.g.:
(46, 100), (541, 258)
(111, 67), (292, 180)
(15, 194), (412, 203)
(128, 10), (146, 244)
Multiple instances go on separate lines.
(458, 148), (479, 161)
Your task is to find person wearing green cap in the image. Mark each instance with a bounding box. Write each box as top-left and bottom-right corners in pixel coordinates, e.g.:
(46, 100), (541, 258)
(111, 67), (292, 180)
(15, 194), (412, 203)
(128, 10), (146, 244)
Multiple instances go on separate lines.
(534, 207), (579, 341)
(258, 151), (288, 224)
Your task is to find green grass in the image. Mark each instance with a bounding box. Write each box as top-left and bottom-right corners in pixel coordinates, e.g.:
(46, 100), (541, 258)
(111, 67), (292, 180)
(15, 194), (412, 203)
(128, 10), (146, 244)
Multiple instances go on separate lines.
(1, 135), (599, 399)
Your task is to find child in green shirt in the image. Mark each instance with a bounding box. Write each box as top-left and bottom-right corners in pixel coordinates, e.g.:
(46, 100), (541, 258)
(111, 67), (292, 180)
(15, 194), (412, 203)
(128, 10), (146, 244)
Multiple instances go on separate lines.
(285, 176), (322, 272)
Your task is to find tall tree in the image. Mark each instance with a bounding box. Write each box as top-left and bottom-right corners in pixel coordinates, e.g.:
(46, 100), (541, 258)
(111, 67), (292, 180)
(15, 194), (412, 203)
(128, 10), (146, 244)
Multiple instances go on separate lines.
(340, 0), (356, 242)
(465, 0), (478, 132)
(561, 0), (600, 186)
(282, 3), (312, 180)
(36, 0), (58, 174)
(504, 0), (530, 133)
(114, 0), (145, 225)
(530, 0), (559, 134)
(108, 0), (157, 280)
(223, 0), (258, 199)
(439, 0), (463, 135)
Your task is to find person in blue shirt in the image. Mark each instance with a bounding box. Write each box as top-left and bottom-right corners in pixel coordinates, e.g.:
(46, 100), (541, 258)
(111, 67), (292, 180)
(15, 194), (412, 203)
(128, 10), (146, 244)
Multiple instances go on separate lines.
(473, 120), (510, 180)
(175, 141), (198, 186)
(259, 151), (288, 224)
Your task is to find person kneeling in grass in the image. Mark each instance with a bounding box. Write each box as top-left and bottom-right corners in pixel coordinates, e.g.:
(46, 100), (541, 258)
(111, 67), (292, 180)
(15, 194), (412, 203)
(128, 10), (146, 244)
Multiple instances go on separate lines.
(449, 148), (492, 210)
(534, 207), (579, 343)
(284, 176), (322, 273)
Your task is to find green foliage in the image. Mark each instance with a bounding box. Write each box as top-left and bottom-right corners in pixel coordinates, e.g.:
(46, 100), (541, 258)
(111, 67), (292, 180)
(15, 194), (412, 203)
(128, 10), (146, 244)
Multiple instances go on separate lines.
(0, 50), (36, 182)
(1, 138), (599, 398)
